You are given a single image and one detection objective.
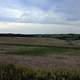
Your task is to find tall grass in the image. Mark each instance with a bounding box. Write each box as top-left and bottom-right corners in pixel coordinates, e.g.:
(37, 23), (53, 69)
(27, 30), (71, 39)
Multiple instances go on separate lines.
(0, 64), (80, 80)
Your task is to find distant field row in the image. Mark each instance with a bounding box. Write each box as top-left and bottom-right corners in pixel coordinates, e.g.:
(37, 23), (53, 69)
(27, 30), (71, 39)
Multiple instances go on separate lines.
(0, 37), (80, 48)
(0, 45), (80, 56)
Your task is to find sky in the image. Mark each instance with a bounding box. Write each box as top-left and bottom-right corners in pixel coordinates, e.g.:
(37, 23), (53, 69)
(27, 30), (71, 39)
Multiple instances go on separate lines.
(0, 0), (80, 34)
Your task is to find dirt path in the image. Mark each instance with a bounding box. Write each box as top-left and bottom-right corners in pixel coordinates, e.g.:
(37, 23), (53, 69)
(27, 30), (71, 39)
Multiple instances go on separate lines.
(0, 54), (80, 68)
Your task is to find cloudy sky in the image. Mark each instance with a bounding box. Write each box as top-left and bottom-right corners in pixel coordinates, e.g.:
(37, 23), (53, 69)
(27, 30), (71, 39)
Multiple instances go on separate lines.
(0, 0), (80, 34)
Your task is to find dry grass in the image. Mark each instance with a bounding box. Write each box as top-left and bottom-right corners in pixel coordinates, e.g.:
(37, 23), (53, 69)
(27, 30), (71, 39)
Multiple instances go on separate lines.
(0, 37), (80, 69)
(0, 54), (80, 68)
(0, 37), (80, 47)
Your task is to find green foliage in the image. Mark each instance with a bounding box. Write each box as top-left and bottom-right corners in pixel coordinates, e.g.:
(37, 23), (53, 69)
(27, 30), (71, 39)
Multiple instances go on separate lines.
(0, 64), (80, 80)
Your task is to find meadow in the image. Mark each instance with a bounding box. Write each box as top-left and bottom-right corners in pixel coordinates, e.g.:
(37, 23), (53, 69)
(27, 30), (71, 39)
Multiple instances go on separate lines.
(0, 35), (80, 79)
(0, 45), (80, 56)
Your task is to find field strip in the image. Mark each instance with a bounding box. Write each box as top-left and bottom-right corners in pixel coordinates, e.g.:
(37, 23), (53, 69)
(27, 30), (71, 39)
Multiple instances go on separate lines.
(0, 43), (80, 49)
(0, 54), (80, 68)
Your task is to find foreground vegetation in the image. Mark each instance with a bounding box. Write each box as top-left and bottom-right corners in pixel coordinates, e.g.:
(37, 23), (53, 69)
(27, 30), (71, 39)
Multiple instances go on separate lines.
(0, 64), (79, 80)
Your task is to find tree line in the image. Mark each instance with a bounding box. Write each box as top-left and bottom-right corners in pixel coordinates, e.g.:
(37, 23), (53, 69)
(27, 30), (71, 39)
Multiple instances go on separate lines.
(0, 33), (80, 40)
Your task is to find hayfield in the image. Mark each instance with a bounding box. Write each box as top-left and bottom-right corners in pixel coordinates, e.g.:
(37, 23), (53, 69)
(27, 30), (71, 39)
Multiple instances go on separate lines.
(0, 37), (80, 47)
(0, 37), (79, 68)
(0, 36), (80, 79)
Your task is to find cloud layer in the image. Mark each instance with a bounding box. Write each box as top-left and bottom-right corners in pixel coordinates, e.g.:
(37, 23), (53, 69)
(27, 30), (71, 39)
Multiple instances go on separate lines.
(0, 0), (80, 24)
(0, 0), (80, 34)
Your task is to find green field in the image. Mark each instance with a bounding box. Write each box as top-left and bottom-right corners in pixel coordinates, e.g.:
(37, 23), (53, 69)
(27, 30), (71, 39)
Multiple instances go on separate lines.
(0, 36), (80, 79)
(11, 46), (80, 56)
(0, 45), (80, 56)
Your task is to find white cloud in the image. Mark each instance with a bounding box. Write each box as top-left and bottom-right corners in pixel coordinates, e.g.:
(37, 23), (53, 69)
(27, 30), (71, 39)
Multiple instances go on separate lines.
(21, 7), (67, 23)
(20, 7), (47, 22)
(0, 5), (66, 23)
(0, 0), (80, 25)
(0, 7), (23, 19)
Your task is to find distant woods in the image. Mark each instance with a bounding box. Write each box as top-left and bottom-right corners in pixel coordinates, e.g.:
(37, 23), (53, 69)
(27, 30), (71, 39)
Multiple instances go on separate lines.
(0, 33), (80, 40)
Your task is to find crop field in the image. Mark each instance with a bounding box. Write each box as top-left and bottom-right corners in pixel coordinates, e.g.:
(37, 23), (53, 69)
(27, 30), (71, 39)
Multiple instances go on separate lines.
(0, 36), (80, 79)
(0, 45), (80, 56)
(0, 36), (79, 68)
(0, 37), (80, 47)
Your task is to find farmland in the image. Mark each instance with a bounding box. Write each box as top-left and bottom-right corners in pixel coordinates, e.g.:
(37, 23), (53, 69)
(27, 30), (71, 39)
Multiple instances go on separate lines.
(0, 34), (80, 79)
(0, 35), (80, 68)
(0, 36), (80, 48)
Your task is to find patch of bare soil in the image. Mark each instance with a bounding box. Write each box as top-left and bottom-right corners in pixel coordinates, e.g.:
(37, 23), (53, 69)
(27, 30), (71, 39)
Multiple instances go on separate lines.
(0, 54), (80, 68)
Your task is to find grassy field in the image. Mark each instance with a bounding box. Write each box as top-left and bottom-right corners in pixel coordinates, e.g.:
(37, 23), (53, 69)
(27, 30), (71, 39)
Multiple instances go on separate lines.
(0, 37), (80, 67)
(0, 36), (79, 56)
(0, 37), (80, 48)
(12, 46), (80, 56)
(0, 45), (80, 56)
(0, 44), (80, 68)
(0, 36), (80, 79)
